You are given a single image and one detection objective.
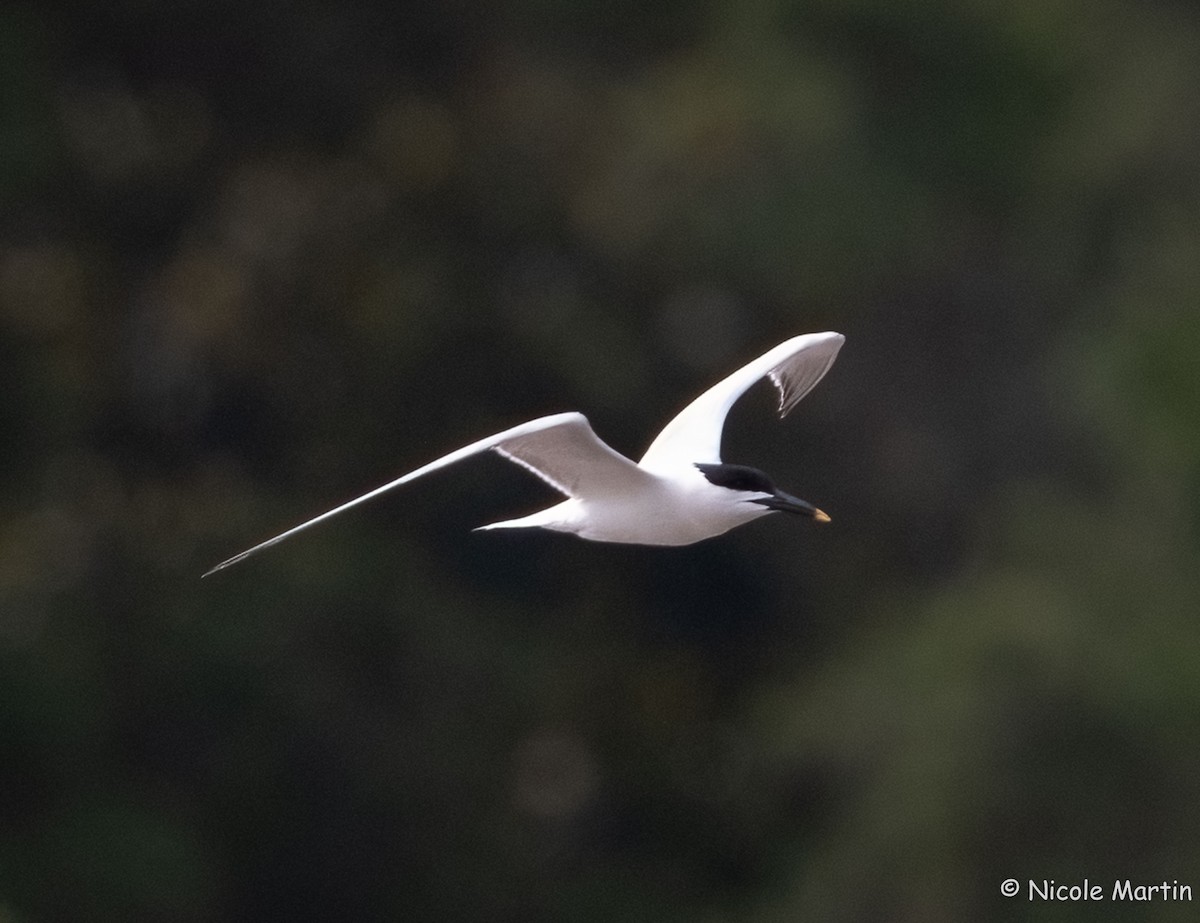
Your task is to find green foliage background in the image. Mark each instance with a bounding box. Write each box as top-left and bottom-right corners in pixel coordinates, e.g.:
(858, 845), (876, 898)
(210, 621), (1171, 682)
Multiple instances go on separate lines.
(2, 0), (1199, 919)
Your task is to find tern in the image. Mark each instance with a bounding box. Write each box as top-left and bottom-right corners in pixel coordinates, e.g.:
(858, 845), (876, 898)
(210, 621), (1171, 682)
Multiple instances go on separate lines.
(204, 331), (844, 576)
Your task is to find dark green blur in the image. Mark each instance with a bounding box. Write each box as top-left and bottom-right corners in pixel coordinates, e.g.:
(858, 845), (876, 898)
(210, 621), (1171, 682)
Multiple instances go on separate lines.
(2, 0), (1199, 920)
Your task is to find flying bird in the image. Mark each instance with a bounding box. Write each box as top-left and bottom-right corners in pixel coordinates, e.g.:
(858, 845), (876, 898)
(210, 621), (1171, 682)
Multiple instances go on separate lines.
(204, 331), (844, 576)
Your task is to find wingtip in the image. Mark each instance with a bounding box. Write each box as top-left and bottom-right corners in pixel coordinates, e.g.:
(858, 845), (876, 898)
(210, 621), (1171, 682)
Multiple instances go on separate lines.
(202, 550), (250, 578)
(201, 561), (228, 579)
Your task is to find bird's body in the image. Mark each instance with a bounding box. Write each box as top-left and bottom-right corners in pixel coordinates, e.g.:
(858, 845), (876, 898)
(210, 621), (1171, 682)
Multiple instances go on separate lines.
(476, 451), (773, 545)
(205, 332), (844, 575)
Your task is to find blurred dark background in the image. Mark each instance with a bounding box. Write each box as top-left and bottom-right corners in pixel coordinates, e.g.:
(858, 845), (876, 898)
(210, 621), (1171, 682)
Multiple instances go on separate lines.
(3, 0), (1199, 920)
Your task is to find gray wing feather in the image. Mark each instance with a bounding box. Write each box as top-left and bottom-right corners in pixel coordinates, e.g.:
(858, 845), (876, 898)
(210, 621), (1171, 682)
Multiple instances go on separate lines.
(204, 412), (644, 576)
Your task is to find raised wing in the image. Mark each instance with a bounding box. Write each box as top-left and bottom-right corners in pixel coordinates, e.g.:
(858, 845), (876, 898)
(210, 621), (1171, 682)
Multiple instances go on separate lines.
(638, 332), (844, 473)
(203, 412), (647, 576)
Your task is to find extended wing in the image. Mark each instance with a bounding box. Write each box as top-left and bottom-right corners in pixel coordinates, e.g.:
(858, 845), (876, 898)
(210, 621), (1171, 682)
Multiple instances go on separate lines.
(204, 412), (647, 575)
(638, 332), (844, 473)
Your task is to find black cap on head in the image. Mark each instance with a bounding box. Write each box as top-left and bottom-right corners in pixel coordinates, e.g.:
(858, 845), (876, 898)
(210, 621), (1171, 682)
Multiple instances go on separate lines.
(694, 463), (830, 522)
(694, 463), (776, 494)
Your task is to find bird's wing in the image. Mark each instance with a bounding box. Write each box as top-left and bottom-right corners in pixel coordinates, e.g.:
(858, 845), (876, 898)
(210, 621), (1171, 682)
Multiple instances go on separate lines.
(204, 412), (648, 576)
(638, 332), (844, 472)
(491, 412), (653, 498)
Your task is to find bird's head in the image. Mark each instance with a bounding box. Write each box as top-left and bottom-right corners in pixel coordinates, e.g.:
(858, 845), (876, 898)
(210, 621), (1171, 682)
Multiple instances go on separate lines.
(694, 462), (830, 523)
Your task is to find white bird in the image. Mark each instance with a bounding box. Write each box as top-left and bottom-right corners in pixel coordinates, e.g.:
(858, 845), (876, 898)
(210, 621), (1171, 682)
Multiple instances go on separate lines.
(204, 331), (844, 576)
